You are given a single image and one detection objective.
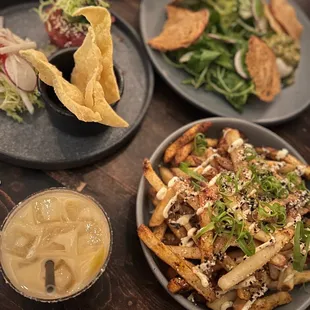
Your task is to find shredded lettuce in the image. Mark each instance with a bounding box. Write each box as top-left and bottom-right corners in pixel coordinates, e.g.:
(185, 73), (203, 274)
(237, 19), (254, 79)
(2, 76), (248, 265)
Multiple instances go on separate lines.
(35, 0), (109, 24)
(0, 76), (43, 122)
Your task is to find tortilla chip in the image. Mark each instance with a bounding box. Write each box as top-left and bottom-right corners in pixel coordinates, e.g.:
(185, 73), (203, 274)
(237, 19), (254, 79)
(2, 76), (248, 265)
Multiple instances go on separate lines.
(71, 27), (102, 98)
(20, 49), (128, 127)
(270, 0), (303, 40)
(73, 7), (120, 105)
(246, 36), (281, 102)
(263, 2), (284, 34)
(148, 5), (209, 51)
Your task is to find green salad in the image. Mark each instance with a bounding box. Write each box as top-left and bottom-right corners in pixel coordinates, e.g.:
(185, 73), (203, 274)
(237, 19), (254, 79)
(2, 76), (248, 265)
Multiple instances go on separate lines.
(162, 0), (301, 112)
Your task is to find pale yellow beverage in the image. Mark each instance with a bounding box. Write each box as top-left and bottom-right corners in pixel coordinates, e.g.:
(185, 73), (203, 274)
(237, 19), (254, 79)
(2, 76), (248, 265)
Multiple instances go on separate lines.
(0, 189), (112, 301)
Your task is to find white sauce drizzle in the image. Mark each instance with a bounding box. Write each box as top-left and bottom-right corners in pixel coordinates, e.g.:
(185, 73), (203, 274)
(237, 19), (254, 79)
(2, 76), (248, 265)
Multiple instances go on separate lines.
(181, 227), (197, 247)
(202, 165), (213, 175)
(162, 194), (178, 218)
(193, 152), (219, 172)
(172, 214), (193, 226)
(156, 187), (167, 201)
(223, 128), (232, 139)
(168, 176), (180, 188)
(228, 138), (244, 153)
(276, 148), (288, 160)
(221, 301), (233, 310)
(196, 201), (214, 215)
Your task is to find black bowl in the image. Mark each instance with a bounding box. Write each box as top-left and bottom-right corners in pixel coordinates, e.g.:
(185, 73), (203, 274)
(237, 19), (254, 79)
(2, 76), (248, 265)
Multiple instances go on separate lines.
(38, 47), (124, 136)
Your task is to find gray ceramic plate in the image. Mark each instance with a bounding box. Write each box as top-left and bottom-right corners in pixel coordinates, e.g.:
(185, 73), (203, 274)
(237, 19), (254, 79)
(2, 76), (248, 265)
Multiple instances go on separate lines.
(136, 117), (310, 310)
(140, 0), (310, 125)
(0, 1), (154, 170)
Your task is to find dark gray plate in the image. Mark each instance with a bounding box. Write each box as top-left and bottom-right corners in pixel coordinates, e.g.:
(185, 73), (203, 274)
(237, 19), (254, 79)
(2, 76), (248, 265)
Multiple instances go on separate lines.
(136, 117), (310, 310)
(140, 0), (310, 125)
(0, 1), (154, 170)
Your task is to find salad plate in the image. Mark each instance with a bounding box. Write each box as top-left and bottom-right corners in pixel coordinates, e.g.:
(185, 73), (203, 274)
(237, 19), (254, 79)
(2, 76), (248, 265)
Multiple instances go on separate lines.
(140, 0), (310, 125)
(0, 0), (154, 170)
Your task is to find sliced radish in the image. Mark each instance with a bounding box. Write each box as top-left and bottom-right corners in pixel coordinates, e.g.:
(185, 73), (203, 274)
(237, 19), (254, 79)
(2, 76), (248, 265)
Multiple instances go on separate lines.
(208, 33), (238, 44)
(4, 54), (37, 92)
(252, 0), (268, 33)
(17, 89), (34, 114)
(234, 50), (249, 79)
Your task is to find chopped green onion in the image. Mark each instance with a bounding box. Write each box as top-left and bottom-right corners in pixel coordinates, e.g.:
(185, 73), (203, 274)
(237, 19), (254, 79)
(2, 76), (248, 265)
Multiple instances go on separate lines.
(244, 147), (257, 161)
(193, 133), (207, 156)
(195, 222), (215, 240)
(258, 202), (286, 228)
(293, 222), (310, 272)
(217, 172), (239, 196)
(179, 162), (206, 182)
(237, 230), (255, 256)
(260, 175), (289, 199)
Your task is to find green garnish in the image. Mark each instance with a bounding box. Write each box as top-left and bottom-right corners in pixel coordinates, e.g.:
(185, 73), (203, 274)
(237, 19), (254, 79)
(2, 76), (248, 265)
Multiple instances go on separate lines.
(195, 199), (256, 256)
(258, 202), (286, 229)
(293, 222), (310, 272)
(179, 162), (206, 182)
(244, 147), (257, 161)
(193, 133), (208, 156)
(260, 175), (289, 199)
(216, 172), (239, 196)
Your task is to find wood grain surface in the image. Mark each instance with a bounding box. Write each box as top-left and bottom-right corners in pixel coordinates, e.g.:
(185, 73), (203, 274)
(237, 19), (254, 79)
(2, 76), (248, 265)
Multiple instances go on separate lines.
(0, 0), (309, 309)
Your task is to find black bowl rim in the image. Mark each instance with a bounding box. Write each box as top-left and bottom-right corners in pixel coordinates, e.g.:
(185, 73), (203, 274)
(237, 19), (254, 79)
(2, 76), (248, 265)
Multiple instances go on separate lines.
(0, 187), (113, 303)
(38, 47), (125, 119)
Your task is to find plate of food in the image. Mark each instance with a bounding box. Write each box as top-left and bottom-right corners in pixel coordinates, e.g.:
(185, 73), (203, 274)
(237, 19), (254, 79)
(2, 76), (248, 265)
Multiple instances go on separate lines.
(140, 0), (310, 125)
(0, 0), (153, 170)
(136, 118), (310, 310)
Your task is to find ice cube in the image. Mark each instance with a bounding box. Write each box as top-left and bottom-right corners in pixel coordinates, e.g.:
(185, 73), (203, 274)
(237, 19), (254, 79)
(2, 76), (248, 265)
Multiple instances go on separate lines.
(54, 259), (75, 294)
(3, 228), (37, 258)
(39, 223), (77, 252)
(64, 198), (85, 221)
(32, 197), (64, 224)
(77, 221), (104, 255)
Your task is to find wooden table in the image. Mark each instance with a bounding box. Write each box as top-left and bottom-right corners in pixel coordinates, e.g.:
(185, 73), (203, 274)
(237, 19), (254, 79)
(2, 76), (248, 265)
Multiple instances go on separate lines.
(0, 1), (309, 309)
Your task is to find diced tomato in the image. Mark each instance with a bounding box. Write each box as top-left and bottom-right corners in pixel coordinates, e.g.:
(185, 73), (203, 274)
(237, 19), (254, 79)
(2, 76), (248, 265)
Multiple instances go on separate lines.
(45, 9), (86, 48)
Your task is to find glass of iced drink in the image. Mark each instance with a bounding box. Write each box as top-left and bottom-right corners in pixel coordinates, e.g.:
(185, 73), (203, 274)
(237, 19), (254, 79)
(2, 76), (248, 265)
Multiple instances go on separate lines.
(0, 188), (112, 302)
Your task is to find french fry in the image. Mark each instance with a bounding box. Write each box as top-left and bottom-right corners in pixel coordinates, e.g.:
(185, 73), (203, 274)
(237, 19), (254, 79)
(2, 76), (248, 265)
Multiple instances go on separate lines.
(237, 288), (250, 300)
(159, 166), (174, 185)
(269, 263), (280, 281)
(138, 225), (216, 301)
(206, 138), (218, 148)
(269, 253), (287, 267)
(143, 159), (166, 192)
(164, 122), (212, 163)
(163, 233), (180, 246)
(215, 156), (234, 171)
(277, 264), (295, 291)
(207, 290), (236, 310)
(168, 222), (187, 239)
(170, 167), (190, 178)
(294, 270), (310, 285)
(198, 208), (213, 261)
(224, 129), (247, 172)
(153, 222), (167, 240)
(183, 155), (203, 167)
(233, 297), (247, 310)
(251, 291), (292, 310)
(149, 186), (177, 227)
(174, 143), (193, 166)
(218, 228), (294, 291)
(167, 277), (192, 294)
(169, 246), (201, 259)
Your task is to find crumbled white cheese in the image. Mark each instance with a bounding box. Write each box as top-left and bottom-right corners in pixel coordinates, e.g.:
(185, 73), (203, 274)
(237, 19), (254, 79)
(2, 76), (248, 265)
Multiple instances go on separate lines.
(156, 187), (167, 200)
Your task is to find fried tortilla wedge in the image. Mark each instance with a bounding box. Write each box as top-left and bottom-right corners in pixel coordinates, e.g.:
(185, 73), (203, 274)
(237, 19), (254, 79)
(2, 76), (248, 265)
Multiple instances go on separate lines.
(246, 36), (281, 102)
(263, 2), (284, 34)
(148, 5), (209, 51)
(270, 0), (303, 41)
